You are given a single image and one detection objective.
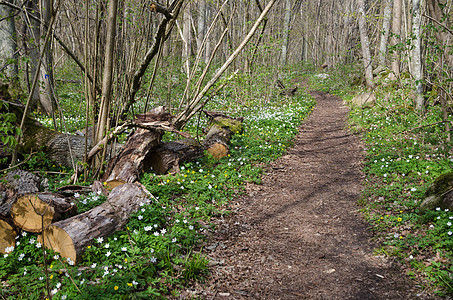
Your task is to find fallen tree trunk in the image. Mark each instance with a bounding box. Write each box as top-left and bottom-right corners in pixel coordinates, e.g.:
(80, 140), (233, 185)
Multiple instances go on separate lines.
(102, 107), (172, 182)
(1, 101), (91, 168)
(145, 138), (203, 174)
(38, 182), (150, 263)
(203, 111), (243, 159)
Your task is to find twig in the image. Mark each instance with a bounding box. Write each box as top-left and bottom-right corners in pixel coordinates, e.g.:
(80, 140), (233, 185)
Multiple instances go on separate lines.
(422, 14), (453, 36)
(0, 151), (36, 173)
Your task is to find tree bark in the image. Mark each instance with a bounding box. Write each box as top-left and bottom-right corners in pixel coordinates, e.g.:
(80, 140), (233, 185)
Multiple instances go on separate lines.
(203, 111), (243, 160)
(38, 182), (150, 263)
(358, 0), (375, 89)
(391, 0), (402, 77)
(2, 101), (91, 168)
(0, 0), (18, 79)
(182, 2), (192, 77)
(37, 0), (57, 117)
(146, 138), (203, 174)
(410, 0), (424, 111)
(281, 0), (291, 66)
(95, 0), (118, 147)
(197, 0), (206, 57)
(378, 0), (393, 68)
(102, 107), (171, 183)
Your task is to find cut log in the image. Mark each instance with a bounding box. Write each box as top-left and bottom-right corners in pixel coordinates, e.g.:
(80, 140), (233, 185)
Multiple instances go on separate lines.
(102, 107), (171, 182)
(103, 179), (126, 192)
(0, 219), (16, 254)
(0, 170), (42, 220)
(38, 182), (150, 263)
(145, 138), (203, 174)
(10, 193), (76, 232)
(203, 112), (243, 160)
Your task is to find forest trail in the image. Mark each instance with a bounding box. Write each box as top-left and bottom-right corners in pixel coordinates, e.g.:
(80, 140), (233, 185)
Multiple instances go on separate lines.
(199, 91), (422, 299)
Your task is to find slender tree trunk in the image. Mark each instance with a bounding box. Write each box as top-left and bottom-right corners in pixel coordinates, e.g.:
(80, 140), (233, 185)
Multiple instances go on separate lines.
(197, 0), (206, 57)
(182, 3), (191, 76)
(0, 0), (18, 79)
(378, 0), (393, 68)
(95, 0), (118, 147)
(391, 0), (402, 77)
(204, 2), (212, 64)
(410, 0), (424, 111)
(26, 0), (41, 108)
(38, 0), (57, 118)
(281, 0), (291, 66)
(358, 0), (375, 89)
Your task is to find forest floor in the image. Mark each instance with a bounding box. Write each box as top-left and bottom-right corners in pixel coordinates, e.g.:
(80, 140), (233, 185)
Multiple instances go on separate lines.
(191, 89), (436, 299)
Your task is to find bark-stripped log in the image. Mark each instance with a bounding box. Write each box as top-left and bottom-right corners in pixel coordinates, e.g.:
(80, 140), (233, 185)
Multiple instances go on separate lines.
(38, 182), (150, 263)
(203, 111), (243, 159)
(145, 138), (203, 174)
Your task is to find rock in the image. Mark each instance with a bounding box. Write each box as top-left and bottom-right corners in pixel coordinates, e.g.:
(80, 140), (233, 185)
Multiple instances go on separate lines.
(419, 172), (453, 213)
(351, 92), (376, 108)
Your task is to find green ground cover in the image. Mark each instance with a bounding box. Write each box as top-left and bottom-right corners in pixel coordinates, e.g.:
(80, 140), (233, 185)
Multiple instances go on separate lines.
(0, 66), (315, 299)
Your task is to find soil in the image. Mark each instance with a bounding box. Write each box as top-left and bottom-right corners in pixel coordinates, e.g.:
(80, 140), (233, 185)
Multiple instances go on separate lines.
(192, 90), (435, 299)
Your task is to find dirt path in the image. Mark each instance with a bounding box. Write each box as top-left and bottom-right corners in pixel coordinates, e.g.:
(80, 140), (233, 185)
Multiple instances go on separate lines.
(198, 91), (421, 299)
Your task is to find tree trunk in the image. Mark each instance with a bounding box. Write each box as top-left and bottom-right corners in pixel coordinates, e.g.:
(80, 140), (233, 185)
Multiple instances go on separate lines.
(391, 0), (402, 77)
(102, 107), (171, 183)
(95, 0), (118, 148)
(26, 0), (41, 109)
(410, 0), (424, 111)
(0, 0), (18, 79)
(2, 101), (90, 168)
(204, 2), (212, 64)
(281, 0), (291, 66)
(197, 0), (206, 56)
(38, 0), (57, 117)
(203, 111), (243, 160)
(146, 138), (203, 175)
(38, 182), (150, 263)
(358, 0), (375, 89)
(182, 2), (192, 76)
(378, 0), (393, 68)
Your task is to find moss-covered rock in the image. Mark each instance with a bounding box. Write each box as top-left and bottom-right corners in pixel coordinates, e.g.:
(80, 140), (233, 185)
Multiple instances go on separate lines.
(420, 172), (453, 213)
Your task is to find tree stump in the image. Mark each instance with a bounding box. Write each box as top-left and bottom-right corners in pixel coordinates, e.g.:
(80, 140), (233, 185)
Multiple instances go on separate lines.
(38, 182), (150, 263)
